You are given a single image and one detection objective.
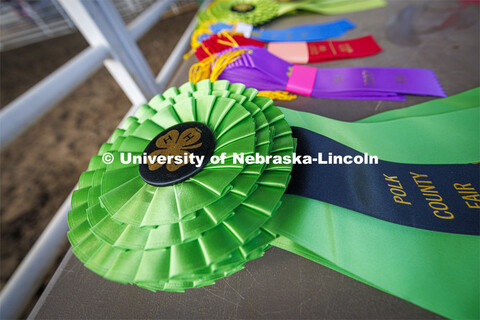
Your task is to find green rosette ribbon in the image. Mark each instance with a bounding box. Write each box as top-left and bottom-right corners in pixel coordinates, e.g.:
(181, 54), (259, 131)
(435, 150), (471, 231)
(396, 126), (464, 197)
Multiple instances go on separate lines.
(199, 0), (279, 26)
(198, 0), (386, 26)
(67, 79), (295, 291)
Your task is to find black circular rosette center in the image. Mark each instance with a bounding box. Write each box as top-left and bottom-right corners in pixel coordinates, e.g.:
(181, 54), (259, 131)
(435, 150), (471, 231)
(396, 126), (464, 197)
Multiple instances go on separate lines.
(231, 3), (255, 13)
(139, 122), (215, 187)
(198, 0), (280, 26)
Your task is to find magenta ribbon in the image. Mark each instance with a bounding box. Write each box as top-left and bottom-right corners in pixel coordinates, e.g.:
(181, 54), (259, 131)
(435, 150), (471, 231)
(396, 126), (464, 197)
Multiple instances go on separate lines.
(217, 46), (446, 100)
(286, 65), (317, 96)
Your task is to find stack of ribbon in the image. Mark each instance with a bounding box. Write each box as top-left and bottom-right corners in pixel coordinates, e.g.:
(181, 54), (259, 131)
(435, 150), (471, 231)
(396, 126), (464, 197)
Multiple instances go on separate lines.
(191, 20), (384, 69)
(189, 7), (446, 101)
(67, 0), (479, 319)
(193, 20), (357, 49)
(191, 46), (445, 100)
(195, 32), (382, 64)
(269, 87), (480, 319)
(68, 81), (480, 318)
(203, 20), (356, 42)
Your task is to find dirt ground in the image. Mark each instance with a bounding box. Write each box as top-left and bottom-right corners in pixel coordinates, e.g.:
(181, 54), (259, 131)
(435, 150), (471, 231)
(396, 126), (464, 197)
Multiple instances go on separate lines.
(0, 7), (197, 290)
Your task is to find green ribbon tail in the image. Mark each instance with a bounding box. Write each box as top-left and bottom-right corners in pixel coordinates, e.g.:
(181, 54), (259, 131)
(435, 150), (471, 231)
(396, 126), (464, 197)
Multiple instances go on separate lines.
(266, 196), (479, 319)
(266, 89), (480, 319)
(359, 87), (480, 123)
(278, 103), (480, 164)
(277, 0), (387, 16)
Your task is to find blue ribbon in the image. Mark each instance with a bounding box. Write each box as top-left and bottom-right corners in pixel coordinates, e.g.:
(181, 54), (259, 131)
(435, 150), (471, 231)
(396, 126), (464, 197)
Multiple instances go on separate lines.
(287, 127), (480, 235)
(204, 19), (355, 42)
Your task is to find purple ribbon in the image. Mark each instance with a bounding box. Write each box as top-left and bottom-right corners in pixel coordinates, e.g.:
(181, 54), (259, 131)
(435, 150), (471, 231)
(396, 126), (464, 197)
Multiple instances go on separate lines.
(217, 46), (446, 100)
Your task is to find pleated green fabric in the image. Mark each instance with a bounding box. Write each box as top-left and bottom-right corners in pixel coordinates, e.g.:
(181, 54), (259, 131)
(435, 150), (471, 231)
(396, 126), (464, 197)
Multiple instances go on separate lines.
(199, 0), (279, 26)
(265, 88), (480, 319)
(68, 80), (295, 291)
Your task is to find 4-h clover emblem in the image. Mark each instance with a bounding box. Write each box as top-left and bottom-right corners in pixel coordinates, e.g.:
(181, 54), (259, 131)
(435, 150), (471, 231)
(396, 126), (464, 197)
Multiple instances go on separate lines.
(139, 122), (215, 186)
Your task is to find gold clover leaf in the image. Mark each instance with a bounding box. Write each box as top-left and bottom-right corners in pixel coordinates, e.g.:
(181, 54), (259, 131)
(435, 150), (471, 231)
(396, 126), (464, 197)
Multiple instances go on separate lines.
(148, 127), (203, 172)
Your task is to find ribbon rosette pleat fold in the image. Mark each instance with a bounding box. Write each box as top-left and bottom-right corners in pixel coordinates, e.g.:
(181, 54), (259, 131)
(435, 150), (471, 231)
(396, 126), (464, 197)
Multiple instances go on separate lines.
(67, 80), (295, 291)
(199, 0), (279, 27)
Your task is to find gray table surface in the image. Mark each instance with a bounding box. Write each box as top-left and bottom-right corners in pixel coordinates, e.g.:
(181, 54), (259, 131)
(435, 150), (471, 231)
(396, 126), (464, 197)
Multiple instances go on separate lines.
(30, 0), (479, 318)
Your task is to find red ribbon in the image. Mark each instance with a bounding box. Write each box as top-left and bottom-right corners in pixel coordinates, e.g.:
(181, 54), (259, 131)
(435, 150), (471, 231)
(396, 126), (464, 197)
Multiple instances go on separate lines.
(195, 34), (382, 63)
(305, 35), (382, 63)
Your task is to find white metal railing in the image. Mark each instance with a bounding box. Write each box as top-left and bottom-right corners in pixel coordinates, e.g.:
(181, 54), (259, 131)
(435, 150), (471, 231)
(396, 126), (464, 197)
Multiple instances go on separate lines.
(0, 0), (177, 150)
(0, 0), (210, 318)
(0, 0), (75, 51)
(59, 0), (161, 104)
(0, 0), (196, 51)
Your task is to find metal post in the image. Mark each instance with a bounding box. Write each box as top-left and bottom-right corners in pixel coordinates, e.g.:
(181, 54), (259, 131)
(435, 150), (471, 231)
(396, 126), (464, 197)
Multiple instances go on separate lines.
(58, 0), (160, 106)
(0, 0), (176, 151)
(51, 0), (75, 30)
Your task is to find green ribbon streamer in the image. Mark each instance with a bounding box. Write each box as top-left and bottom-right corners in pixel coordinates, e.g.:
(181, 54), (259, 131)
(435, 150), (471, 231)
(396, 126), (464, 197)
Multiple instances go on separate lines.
(198, 0), (386, 26)
(267, 199), (479, 319)
(276, 0), (387, 16)
(265, 88), (480, 319)
(358, 87), (479, 123)
(278, 94), (480, 164)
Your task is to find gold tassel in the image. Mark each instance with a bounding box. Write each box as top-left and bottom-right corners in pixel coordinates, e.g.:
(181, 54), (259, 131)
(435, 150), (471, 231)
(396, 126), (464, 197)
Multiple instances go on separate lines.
(188, 47), (298, 101)
(183, 47), (196, 60)
(188, 57), (213, 85)
(189, 49), (247, 85)
(188, 24), (214, 54)
(216, 30), (241, 47)
(210, 49), (246, 82)
(257, 91), (298, 101)
(188, 20), (241, 59)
